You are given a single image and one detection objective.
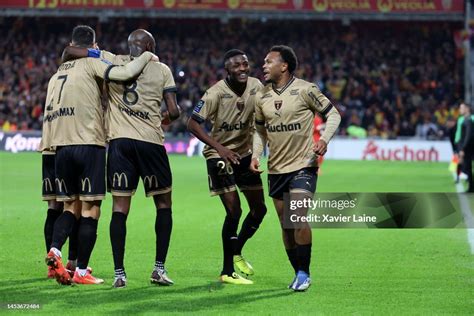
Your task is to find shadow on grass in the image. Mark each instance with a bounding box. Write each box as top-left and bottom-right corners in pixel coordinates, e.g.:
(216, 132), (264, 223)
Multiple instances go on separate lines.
(0, 280), (294, 313)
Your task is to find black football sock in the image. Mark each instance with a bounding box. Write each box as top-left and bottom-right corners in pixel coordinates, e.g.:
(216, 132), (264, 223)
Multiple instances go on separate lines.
(44, 208), (62, 253)
(296, 243), (312, 275)
(155, 208), (172, 264)
(286, 248), (299, 274)
(110, 212), (128, 271)
(67, 217), (79, 261)
(50, 211), (76, 251)
(221, 214), (239, 276)
(77, 217), (98, 270)
(236, 212), (265, 254)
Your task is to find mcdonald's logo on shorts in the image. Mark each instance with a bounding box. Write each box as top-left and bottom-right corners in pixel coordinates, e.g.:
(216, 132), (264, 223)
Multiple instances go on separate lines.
(113, 172), (128, 188)
(55, 178), (67, 193)
(43, 178), (53, 192)
(81, 177), (92, 193)
(143, 175), (158, 189)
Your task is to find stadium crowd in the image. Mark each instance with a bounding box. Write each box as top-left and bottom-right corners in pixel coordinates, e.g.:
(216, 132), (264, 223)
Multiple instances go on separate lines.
(0, 17), (465, 139)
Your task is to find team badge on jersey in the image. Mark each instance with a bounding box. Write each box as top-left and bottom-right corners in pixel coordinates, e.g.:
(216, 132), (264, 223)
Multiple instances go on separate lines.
(274, 100), (283, 111)
(194, 100), (205, 113)
(236, 101), (244, 115)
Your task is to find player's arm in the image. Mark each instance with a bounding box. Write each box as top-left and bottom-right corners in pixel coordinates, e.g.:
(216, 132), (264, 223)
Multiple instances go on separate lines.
(186, 94), (241, 164)
(250, 97), (266, 173)
(161, 65), (180, 123)
(161, 92), (180, 124)
(187, 118), (240, 165)
(61, 46), (101, 63)
(107, 51), (158, 81)
(317, 107), (341, 153)
(302, 85), (341, 155)
(250, 123), (267, 174)
(91, 51), (158, 82)
(39, 77), (56, 152)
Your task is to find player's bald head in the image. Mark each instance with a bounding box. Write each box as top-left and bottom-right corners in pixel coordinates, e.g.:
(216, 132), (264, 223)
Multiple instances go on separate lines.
(128, 29), (156, 57)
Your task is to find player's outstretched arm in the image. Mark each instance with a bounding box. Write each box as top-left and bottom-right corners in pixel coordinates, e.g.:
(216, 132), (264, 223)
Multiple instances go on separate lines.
(187, 117), (241, 164)
(104, 51), (158, 82)
(61, 46), (99, 63)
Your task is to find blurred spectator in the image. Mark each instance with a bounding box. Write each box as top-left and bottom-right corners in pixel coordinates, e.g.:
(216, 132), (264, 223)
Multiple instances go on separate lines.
(416, 115), (439, 139)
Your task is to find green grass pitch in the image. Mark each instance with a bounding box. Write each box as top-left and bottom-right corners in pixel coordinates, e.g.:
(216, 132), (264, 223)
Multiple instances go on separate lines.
(0, 152), (473, 314)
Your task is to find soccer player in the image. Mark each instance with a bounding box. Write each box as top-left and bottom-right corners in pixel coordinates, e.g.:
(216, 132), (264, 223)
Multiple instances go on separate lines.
(40, 73), (90, 280)
(45, 25), (157, 285)
(40, 73), (66, 279)
(187, 49), (267, 285)
(62, 30), (179, 288)
(458, 103), (474, 193)
(250, 45), (341, 291)
(104, 29), (180, 288)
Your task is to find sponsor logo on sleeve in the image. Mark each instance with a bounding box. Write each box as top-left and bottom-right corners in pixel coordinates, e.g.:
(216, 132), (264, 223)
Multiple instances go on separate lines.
(194, 100), (205, 113)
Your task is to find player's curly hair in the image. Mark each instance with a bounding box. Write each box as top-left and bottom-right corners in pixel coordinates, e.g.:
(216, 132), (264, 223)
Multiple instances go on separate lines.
(270, 45), (298, 74)
(71, 25), (95, 48)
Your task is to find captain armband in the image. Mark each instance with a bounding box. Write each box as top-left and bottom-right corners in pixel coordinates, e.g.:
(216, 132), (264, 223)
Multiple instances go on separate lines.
(87, 49), (101, 58)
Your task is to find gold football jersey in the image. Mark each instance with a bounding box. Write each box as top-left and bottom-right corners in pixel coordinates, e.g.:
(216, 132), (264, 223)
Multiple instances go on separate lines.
(106, 54), (176, 145)
(49, 57), (115, 147)
(192, 77), (263, 159)
(254, 77), (334, 174)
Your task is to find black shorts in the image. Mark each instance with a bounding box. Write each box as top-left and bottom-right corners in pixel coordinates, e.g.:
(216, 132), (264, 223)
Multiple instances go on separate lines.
(107, 138), (172, 197)
(55, 145), (106, 202)
(206, 154), (263, 196)
(268, 167), (318, 200)
(42, 153), (57, 201)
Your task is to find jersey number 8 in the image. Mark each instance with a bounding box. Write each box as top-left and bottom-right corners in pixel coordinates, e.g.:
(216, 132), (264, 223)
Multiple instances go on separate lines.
(123, 81), (139, 106)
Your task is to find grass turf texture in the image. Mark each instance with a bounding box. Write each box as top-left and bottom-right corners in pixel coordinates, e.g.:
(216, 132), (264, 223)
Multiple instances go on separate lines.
(0, 152), (472, 315)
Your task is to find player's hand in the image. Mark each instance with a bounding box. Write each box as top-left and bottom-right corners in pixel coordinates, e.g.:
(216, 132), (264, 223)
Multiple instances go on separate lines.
(143, 51), (160, 62)
(150, 53), (159, 62)
(313, 139), (328, 156)
(217, 146), (241, 165)
(161, 111), (171, 125)
(249, 158), (263, 174)
(161, 106), (181, 125)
